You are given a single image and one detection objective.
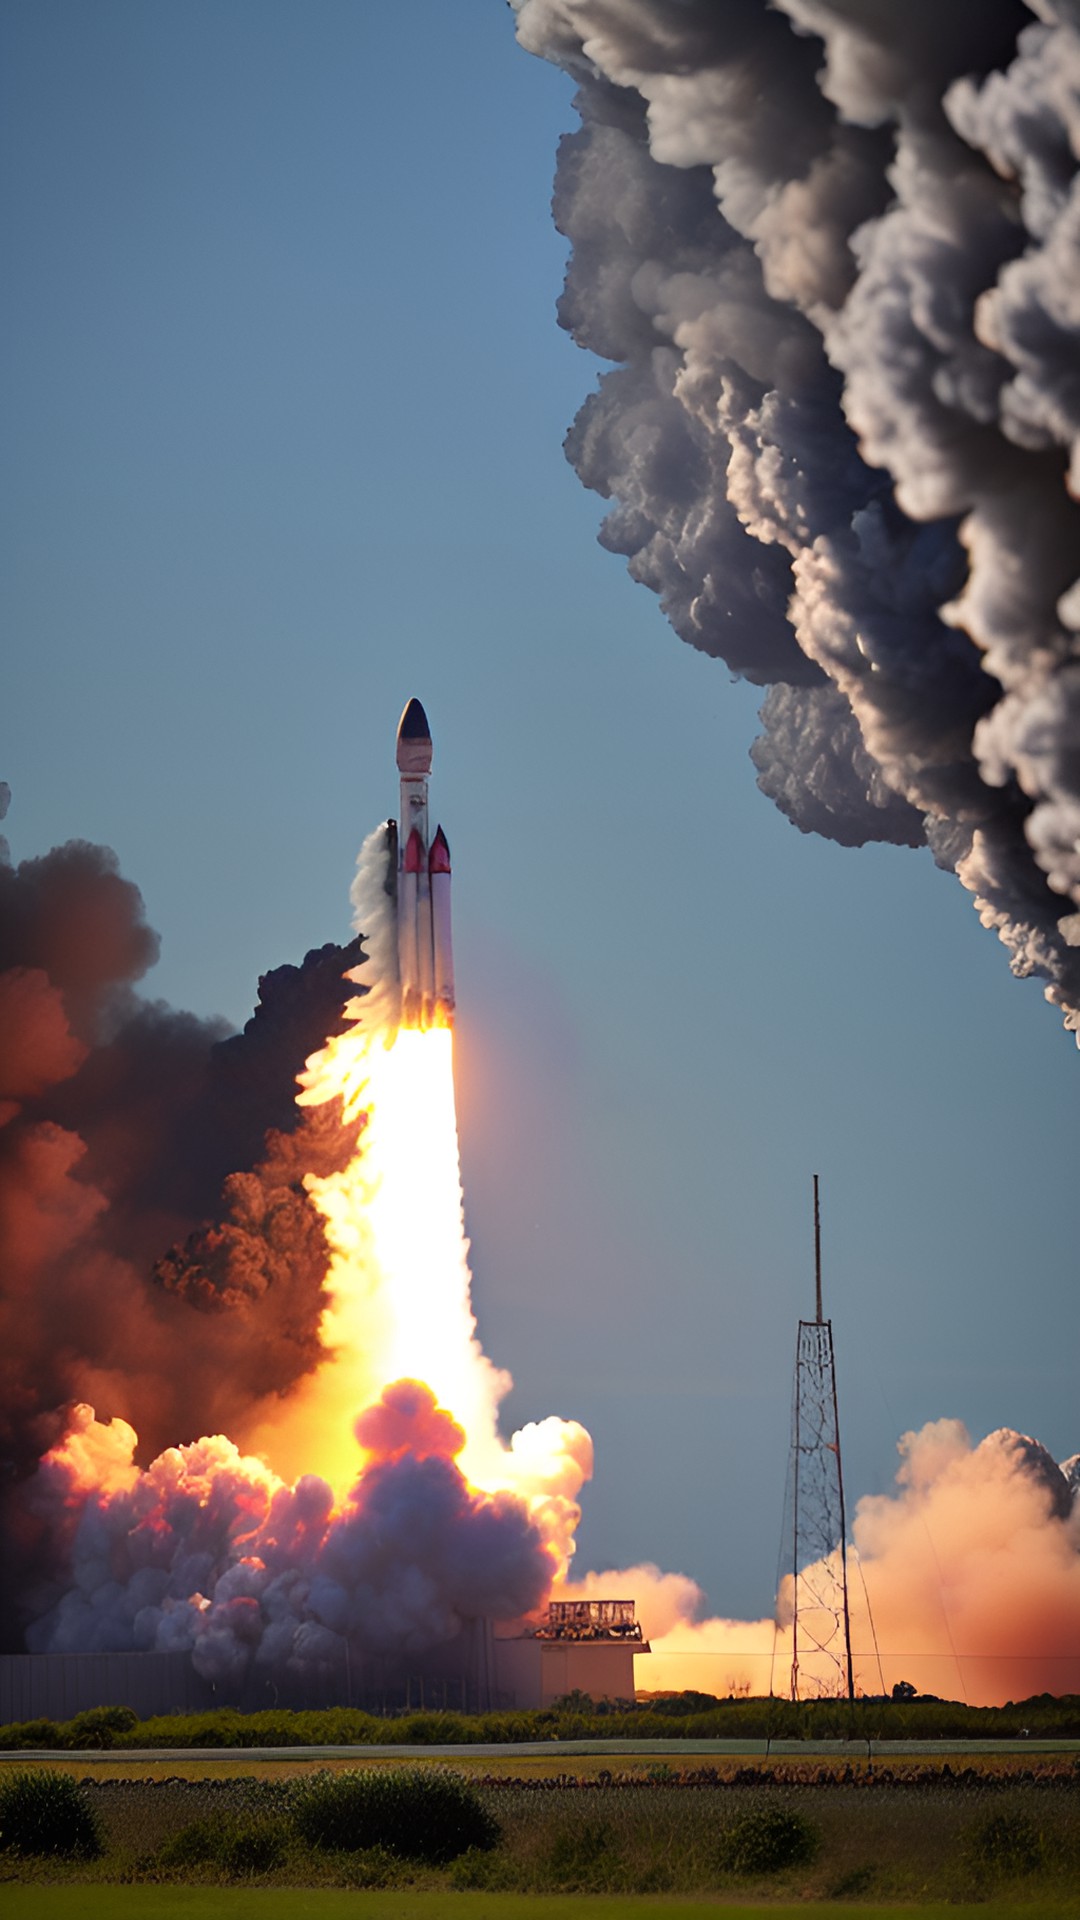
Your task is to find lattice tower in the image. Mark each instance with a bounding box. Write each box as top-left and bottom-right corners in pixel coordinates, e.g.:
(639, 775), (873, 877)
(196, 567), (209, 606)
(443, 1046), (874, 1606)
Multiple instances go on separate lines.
(786, 1176), (854, 1701)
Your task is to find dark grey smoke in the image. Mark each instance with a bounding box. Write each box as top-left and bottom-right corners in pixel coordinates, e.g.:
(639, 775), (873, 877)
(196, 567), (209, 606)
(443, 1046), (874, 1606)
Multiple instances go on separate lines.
(514, 0), (1080, 1034)
(0, 826), (365, 1488)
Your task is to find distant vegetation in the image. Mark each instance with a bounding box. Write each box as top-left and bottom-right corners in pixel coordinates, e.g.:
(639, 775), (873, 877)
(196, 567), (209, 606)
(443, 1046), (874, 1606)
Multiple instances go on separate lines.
(1, 1691), (1078, 1750)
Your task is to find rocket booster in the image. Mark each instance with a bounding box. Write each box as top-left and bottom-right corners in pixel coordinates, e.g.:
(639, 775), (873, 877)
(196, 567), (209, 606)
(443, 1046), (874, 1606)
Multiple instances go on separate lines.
(394, 698), (455, 1028)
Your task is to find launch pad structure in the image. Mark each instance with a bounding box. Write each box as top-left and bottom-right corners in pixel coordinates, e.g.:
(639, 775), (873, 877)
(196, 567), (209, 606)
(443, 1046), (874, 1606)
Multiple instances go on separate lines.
(785, 1175), (855, 1702)
(0, 1603), (646, 1721)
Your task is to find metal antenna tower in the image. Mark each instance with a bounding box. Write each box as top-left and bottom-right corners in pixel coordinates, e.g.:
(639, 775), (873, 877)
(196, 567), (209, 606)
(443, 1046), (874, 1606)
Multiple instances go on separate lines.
(787, 1175), (855, 1701)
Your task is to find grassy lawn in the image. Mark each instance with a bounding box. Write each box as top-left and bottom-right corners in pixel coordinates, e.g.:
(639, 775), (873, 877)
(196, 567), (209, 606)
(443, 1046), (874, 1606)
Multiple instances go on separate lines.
(2, 1894), (1080, 1919)
(1, 1767), (1076, 1908)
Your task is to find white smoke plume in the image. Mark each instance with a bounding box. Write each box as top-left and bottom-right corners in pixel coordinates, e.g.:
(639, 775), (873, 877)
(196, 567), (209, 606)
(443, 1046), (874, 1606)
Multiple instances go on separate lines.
(345, 824), (401, 1035)
(513, 0), (1080, 1035)
(564, 1420), (1080, 1705)
(24, 1385), (556, 1682)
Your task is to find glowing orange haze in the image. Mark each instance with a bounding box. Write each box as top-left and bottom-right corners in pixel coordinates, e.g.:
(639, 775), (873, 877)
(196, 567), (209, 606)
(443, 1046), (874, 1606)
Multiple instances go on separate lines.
(567, 1420), (1080, 1704)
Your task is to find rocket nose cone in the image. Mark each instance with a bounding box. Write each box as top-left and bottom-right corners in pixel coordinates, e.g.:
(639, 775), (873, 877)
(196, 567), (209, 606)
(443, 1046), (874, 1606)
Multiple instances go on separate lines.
(396, 698), (432, 771)
(398, 698), (431, 742)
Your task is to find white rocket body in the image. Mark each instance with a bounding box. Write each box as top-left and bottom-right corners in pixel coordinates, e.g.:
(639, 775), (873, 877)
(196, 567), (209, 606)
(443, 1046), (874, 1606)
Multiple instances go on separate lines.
(398, 834), (421, 1024)
(394, 699), (454, 1029)
(417, 867), (435, 1025)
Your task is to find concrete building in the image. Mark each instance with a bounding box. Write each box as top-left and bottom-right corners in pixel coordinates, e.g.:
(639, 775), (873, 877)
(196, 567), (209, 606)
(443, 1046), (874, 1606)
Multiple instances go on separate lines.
(495, 1599), (647, 1708)
(0, 1600), (647, 1723)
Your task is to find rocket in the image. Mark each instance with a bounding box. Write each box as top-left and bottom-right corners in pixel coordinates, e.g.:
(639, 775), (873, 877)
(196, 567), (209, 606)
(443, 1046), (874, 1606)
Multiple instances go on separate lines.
(394, 698), (455, 1028)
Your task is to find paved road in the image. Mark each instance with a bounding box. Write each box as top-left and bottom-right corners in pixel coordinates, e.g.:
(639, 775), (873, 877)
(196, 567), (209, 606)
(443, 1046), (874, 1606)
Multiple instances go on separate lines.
(3, 1737), (1076, 1762)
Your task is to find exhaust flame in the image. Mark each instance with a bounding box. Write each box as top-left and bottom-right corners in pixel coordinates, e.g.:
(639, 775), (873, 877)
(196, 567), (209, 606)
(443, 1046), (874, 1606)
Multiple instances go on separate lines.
(304, 1029), (508, 1474)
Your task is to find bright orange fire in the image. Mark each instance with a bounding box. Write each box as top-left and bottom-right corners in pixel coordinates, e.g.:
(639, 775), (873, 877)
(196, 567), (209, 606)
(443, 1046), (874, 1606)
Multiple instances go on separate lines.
(241, 926), (591, 1583)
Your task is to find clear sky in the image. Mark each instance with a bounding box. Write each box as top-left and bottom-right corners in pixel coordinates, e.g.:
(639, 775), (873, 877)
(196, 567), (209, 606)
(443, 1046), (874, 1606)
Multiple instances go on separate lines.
(3, 0), (1075, 1625)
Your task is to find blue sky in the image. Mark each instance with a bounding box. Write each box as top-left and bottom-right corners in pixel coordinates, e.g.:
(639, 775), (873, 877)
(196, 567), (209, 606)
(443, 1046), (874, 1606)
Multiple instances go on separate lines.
(3, 0), (1075, 1624)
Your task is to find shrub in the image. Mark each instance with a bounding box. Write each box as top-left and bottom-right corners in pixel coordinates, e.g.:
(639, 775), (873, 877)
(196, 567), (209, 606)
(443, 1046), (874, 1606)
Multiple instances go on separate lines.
(292, 1767), (499, 1864)
(391, 1712), (472, 1746)
(219, 1817), (289, 1877)
(157, 1812), (290, 1877)
(0, 1770), (103, 1858)
(336, 1844), (398, 1887)
(546, 1818), (620, 1887)
(714, 1805), (819, 1877)
(649, 1690), (721, 1717)
(156, 1818), (222, 1869)
(66, 1705), (139, 1749)
(0, 1719), (59, 1751)
(449, 1843), (521, 1890)
(965, 1810), (1044, 1878)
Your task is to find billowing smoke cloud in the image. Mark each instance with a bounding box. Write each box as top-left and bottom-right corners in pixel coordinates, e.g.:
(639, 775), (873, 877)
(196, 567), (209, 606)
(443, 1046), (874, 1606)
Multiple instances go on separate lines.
(513, 0), (1080, 1034)
(0, 812), (371, 1646)
(566, 1420), (1080, 1706)
(22, 1383), (554, 1680)
(0, 832), (367, 1478)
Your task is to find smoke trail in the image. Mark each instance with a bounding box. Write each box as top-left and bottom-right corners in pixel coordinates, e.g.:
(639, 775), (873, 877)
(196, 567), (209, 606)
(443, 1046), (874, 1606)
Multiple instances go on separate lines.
(513, 0), (1080, 1034)
(567, 1420), (1080, 1705)
(345, 822), (402, 1036)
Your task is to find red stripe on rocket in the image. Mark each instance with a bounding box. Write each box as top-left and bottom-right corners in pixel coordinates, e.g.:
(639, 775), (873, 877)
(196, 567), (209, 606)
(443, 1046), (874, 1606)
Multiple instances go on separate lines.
(394, 699), (455, 1029)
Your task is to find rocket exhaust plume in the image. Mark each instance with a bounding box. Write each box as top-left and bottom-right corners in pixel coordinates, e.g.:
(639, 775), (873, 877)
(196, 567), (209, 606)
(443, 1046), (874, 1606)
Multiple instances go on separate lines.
(513, 0), (1080, 1038)
(247, 703), (590, 1538)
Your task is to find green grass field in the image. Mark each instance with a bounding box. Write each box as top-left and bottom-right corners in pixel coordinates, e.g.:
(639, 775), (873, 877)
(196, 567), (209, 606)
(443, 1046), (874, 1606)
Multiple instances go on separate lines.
(1, 1766), (1078, 1905)
(2, 1893), (1080, 1920)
